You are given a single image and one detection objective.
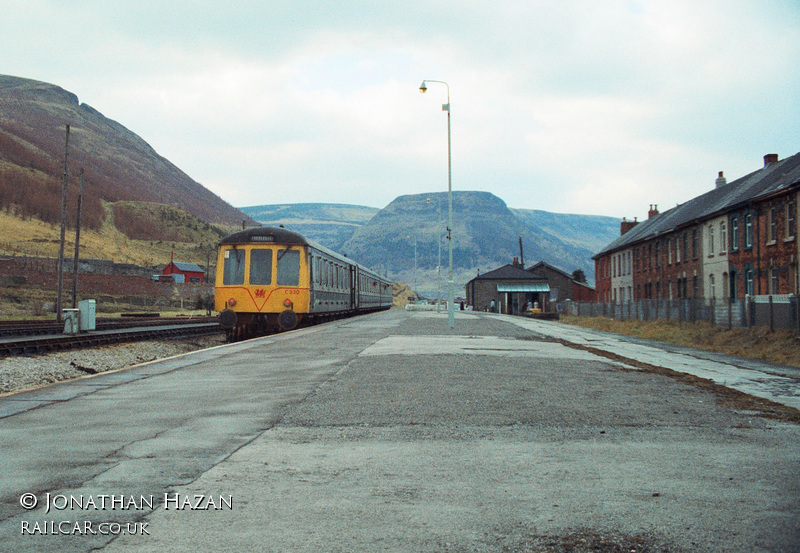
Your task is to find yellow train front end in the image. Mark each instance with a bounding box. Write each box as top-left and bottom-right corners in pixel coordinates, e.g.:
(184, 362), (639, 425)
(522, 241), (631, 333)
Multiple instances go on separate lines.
(215, 227), (311, 340)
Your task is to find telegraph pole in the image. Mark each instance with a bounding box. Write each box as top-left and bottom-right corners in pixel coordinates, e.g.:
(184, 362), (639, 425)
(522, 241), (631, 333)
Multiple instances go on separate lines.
(71, 168), (84, 308)
(56, 125), (70, 323)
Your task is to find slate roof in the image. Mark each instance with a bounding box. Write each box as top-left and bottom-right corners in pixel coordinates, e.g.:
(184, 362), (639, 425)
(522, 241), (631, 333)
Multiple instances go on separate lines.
(594, 151), (800, 258)
(467, 264), (547, 283)
(527, 260), (573, 280)
(169, 262), (204, 273)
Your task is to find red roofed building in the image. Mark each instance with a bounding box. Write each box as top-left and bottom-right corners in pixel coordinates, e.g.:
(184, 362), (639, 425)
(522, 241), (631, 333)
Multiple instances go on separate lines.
(162, 261), (205, 284)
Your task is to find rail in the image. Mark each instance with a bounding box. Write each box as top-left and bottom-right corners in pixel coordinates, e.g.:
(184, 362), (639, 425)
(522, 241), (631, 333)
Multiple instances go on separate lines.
(0, 316), (217, 337)
(0, 322), (222, 356)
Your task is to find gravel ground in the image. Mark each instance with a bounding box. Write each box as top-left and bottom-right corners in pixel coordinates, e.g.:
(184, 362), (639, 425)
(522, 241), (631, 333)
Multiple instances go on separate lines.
(0, 335), (226, 394)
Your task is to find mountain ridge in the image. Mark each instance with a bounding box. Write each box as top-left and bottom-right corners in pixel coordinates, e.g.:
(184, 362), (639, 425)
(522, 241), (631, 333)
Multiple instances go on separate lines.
(0, 74), (253, 230)
(243, 193), (620, 291)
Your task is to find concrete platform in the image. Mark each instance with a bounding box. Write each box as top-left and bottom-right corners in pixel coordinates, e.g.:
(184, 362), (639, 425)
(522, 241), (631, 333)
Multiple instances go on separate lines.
(1, 309), (798, 552)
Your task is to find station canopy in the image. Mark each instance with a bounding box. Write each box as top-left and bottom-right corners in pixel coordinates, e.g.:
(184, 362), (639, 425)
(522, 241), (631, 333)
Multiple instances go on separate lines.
(496, 284), (550, 293)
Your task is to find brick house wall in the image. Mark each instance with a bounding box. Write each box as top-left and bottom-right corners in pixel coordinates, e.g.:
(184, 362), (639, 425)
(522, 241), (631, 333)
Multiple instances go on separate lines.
(726, 190), (798, 298)
(594, 256), (611, 302)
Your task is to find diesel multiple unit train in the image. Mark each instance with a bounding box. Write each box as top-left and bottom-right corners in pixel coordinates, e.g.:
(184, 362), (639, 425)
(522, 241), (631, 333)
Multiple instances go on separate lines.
(215, 227), (392, 340)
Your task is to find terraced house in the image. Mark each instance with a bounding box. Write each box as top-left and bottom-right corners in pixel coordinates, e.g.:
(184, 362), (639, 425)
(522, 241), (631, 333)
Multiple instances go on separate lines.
(592, 152), (800, 327)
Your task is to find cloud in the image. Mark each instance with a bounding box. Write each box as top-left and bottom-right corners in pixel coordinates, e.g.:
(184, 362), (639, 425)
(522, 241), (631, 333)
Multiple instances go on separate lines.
(1, 0), (798, 217)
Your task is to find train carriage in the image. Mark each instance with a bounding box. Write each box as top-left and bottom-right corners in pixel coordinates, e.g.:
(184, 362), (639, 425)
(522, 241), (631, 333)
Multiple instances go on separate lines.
(215, 227), (392, 340)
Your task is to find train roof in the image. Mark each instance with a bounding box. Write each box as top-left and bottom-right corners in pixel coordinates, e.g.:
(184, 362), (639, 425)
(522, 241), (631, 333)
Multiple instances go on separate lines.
(219, 226), (309, 246)
(219, 226), (389, 283)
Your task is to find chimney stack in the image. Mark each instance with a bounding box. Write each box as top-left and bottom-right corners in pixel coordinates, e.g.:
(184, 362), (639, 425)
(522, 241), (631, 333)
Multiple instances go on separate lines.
(620, 216), (639, 235)
(512, 256), (522, 268)
(715, 171), (727, 189)
(764, 153), (778, 166)
(648, 204), (659, 219)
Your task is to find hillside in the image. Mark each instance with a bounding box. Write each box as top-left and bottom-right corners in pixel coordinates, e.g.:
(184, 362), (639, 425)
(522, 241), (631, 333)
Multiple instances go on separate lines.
(240, 203), (379, 250)
(243, 193), (621, 294)
(342, 192), (616, 290)
(0, 75), (253, 232)
(0, 203), (226, 267)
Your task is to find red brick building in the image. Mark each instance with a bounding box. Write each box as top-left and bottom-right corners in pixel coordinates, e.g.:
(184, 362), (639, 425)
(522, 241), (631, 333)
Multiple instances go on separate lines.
(594, 152), (800, 301)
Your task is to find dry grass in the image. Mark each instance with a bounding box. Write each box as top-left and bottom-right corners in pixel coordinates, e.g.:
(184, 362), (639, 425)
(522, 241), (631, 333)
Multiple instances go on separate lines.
(561, 315), (800, 369)
(0, 205), (218, 266)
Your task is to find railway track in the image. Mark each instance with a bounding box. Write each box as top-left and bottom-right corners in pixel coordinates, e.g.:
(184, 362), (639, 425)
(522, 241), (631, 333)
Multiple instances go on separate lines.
(0, 316), (218, 337)
(0, 320), (223, 356)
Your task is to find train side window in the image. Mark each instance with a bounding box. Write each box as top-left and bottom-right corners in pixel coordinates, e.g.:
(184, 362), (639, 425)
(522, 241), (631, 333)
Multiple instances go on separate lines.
(222, 249), (246, 285)
(250, 249), (272, 285)
(277, 249), (300, 286)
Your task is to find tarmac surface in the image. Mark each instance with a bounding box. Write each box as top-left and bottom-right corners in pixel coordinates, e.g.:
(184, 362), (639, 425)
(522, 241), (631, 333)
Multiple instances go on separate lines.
(1, 308), (798, 552)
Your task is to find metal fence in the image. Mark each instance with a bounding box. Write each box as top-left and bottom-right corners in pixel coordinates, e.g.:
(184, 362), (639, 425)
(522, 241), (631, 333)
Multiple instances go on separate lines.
(565, 295), (799, 331)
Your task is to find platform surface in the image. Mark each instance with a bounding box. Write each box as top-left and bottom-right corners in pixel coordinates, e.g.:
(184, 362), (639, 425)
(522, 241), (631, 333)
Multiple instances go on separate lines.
(1, 309), (798, 552)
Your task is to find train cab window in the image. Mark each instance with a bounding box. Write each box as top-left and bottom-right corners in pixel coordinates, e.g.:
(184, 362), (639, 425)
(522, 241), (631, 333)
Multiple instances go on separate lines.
(250, 249), (272, 285)
(277, 249), (300, 286)
(222, 249), (246, 285)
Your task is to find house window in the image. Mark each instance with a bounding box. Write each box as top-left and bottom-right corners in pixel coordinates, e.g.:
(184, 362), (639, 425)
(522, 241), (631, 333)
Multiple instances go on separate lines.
(744, 267), (755, 296)
(682, 233), (688, 262)
(692, 229), (699, 259)
(744, 213), (753, 248)
(655, 242), (661, 268)
(729, 270), (738, 299)
(675, 236), (681, 263)
(720, 221), (727, 253)
(787, 200), (797, 239)
(770, 268), (779, 294)
(731, 216), (740, 251)
(769, 207), (779, 243)
(708, 225), (715, 255)
(709, 274), (716, 299)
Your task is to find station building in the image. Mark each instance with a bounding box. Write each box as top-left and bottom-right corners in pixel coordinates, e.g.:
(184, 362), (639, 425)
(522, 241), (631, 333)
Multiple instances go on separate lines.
(465, 258), (595, 314)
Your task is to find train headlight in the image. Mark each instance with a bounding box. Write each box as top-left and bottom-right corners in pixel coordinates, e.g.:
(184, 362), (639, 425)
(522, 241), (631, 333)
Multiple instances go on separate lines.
(228, 298), (237, 306)
(283, 299), (293, 308)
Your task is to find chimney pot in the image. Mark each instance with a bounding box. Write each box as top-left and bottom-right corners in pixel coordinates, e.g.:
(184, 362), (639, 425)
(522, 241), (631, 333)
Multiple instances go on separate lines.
(620, 217), (639, 235)
(715, 171), (727, 189)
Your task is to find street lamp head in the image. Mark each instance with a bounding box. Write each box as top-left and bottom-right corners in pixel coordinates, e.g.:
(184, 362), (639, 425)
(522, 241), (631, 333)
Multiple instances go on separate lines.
(419, 81), (427, 93)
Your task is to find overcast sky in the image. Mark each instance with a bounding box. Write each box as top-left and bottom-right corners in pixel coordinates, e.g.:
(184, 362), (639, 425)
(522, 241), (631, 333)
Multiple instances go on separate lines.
(2, 1), (799, 219)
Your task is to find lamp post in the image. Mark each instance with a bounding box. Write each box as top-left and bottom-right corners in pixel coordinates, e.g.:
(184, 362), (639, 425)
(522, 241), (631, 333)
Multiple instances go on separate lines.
(419, 79), (455, 328)
(427, 197), (443, 313)
(407, 234), (417, 296)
